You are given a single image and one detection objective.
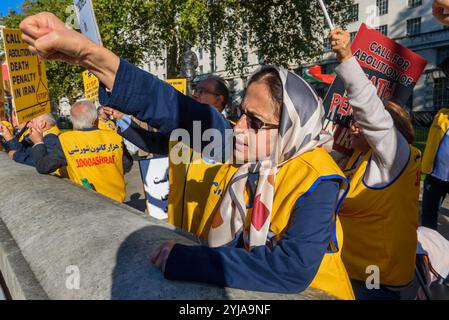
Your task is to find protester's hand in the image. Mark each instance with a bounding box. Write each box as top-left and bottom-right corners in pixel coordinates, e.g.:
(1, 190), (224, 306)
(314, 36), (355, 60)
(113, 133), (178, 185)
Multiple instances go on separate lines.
(150, 240), (176, 274)
(28, 127), (44, 144)
(8, 151), (16, 161)
(0, 123), (13, 142)
(19, 12), (96, 65)
(103, 107), (125, 120)
(330, 28), (352, 63)
(20, 12), (120, 89)
(433, 0), (449, 25)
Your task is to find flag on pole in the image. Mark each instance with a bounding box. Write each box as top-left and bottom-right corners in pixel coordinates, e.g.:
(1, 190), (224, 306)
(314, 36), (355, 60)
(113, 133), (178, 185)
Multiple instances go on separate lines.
(318, 0), (334, 30)
(303, 65), (336, 84)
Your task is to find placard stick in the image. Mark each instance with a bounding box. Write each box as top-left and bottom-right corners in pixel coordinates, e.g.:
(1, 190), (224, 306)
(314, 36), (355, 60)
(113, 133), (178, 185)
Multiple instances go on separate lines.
(318, 0), (334, 30)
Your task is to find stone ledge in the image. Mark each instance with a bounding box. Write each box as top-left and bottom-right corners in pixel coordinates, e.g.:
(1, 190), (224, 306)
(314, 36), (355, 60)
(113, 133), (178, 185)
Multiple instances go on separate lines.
(0, 153), (334, 300)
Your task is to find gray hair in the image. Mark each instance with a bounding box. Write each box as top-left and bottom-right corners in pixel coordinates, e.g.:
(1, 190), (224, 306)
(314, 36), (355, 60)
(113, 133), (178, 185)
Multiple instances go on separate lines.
(71, 100), (98, 130)
(36, 113), (57, 126)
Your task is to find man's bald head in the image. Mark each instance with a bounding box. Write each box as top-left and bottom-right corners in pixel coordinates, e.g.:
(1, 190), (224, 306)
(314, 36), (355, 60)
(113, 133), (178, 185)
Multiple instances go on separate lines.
(71, 101), (98, 130)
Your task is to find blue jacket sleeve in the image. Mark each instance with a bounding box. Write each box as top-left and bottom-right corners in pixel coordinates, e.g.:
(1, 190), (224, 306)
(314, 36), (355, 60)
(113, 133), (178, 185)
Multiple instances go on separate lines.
(12, 133), (61, 167)
(164, 180), (339, 294)
(12, 143), (34, 166)
(7, 137), (23, 152)
(99, 59), (232, 139)
(118, 118), (170, 155)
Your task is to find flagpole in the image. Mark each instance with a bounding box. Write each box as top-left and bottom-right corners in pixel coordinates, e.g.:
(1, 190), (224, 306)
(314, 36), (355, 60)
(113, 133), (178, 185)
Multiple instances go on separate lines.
(318, 0), (334, 30)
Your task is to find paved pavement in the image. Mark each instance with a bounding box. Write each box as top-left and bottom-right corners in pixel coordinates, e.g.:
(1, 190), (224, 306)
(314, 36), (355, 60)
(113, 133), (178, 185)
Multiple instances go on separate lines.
(124, 160), (148, 218)
(419, 181), (449, 241)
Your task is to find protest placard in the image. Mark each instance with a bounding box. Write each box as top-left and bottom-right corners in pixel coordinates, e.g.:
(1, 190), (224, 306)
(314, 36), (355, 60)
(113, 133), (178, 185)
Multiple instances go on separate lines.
(323, 23), (428, 155)
(0, 66), (5, 121)
(138, 157), (170, 220)
(2, 28), (51, 125)
(82, 70), (99, 102)
(73, 0), (102, 45)
(166, 79), (187, 95)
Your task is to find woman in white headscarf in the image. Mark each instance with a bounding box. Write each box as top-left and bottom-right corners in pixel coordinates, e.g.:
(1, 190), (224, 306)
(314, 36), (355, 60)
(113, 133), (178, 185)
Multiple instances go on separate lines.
(20, 12), (354, 299)
(150, 66), (355, 299)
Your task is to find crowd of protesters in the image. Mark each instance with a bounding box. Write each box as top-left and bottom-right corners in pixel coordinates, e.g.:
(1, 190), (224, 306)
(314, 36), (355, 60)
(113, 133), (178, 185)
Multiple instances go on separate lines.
(0, 0), (448, 300)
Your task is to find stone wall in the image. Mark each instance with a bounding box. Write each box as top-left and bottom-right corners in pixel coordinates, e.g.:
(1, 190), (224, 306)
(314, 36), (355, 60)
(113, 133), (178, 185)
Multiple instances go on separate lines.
(0, 153), (334, 300)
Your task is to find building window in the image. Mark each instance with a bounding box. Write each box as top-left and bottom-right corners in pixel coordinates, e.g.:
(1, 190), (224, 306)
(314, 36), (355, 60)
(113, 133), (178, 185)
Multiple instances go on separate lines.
(350, 31), (357, 42)
(349, 4), (359, 23)
(323, 37), (331, 52)
(438, 46), (449, 64)
(407, 17), (421, 36)
(199, 47), (203, 60)
(376, 25), (388, 36)
(257, 51), (265, 65)
(433, 78), (449, 108)
(408, 0), (422, 8)
(199, 65), (203, 74)
(377, 0), (388, 16)
(242, 51), (248, 65)
(242, 32), (248, 47)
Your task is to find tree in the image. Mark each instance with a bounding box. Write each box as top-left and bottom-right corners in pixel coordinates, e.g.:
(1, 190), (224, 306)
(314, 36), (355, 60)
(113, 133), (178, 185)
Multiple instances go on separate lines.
(1, 0), (353, 102)
(1, 0), (84, 104)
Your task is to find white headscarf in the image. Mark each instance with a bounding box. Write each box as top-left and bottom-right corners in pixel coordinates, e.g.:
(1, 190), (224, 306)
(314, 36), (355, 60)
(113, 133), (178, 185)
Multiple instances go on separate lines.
(208, 65), (333, 248)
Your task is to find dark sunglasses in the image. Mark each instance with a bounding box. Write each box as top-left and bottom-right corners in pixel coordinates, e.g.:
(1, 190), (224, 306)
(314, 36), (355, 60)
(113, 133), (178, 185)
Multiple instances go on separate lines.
(238, 106), (279, 130)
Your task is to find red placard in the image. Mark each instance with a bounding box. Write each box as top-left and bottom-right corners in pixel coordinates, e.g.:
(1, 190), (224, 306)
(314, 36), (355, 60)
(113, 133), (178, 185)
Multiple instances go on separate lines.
(323, 23), (428, 156)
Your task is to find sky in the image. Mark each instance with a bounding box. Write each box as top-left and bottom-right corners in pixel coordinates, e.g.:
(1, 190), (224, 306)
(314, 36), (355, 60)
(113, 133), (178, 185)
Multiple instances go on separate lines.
(0, 0), (24, 17)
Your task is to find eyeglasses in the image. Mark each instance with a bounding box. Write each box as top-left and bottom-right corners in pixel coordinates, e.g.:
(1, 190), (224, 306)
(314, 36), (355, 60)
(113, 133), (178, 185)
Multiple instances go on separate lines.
(239, 106), (279, 130)
(193, 87), (219, 97)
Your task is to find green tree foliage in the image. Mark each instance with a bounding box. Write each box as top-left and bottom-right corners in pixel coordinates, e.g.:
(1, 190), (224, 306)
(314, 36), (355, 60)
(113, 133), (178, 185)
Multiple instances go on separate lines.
(1, 0), (84, 103)
(1, 0), (353, 101)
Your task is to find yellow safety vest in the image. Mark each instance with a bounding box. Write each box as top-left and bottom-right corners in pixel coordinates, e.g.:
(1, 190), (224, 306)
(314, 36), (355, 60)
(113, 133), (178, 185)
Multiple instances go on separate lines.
(0, 121), (13, 151)
(59, 129), (125, 202)
(43, 126), (68, 178)
(98, 119), (117, 131)
(422, 108), (449, 175)
(339, 146), (421, 286)
(167, 141), (223, 235)
(171, 146), (354, 300)
(168, 116), (235, 234)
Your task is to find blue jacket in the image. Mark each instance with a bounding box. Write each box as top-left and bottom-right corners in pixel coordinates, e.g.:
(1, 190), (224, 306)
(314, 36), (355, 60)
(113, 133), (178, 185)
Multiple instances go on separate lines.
(100, 58), (342, 294)
(7, 132), (60, 167)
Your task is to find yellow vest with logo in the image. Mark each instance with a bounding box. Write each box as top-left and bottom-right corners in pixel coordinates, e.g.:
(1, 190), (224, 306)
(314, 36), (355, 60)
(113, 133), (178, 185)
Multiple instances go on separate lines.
(422, 108), (449, 175)
(43, 126), (68, 178)
(98, 119), (117, 131)
(171, 147), (354, 300)
(59, 129), (125, 202)
(339, 146), (421, 286)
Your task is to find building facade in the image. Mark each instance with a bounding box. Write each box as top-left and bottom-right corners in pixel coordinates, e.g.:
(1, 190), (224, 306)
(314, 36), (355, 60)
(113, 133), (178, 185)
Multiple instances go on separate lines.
(143, 0), (449, 113)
